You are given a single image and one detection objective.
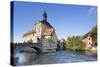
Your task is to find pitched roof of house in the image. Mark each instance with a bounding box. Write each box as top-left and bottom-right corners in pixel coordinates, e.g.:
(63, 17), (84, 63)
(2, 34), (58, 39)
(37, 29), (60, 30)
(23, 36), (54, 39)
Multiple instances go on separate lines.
(23, 20), (54, 37)
(81, 32), (91, 39)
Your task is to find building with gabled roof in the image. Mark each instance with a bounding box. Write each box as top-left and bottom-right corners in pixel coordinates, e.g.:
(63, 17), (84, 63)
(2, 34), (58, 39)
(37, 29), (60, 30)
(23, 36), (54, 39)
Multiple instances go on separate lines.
(81, 32), (93, 49)
(23, 11), (57, 49)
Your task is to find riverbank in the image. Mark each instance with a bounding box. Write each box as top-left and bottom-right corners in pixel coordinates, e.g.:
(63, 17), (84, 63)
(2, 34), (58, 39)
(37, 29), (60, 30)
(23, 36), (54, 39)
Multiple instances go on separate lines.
(64, 46), (97, 56)
(14, 49), (97, 66)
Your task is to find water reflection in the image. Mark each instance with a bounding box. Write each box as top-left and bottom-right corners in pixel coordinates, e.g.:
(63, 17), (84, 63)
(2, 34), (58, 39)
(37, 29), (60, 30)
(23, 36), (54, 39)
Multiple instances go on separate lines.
(14, 50), (97, 66)
(84, 50), (97, 56)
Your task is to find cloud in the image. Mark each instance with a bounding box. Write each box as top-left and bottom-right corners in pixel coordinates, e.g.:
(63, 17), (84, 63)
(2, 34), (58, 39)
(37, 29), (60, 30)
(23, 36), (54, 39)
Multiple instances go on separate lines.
(88, 7), (97, 16)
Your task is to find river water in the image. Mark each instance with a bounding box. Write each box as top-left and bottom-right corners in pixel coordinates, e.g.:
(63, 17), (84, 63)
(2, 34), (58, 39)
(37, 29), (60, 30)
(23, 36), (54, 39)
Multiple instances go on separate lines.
(14, 49), (97, 66)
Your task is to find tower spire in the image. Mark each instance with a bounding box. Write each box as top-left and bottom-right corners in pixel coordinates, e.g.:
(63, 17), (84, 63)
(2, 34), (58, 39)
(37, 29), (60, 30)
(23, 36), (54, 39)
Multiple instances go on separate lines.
(43, 9), (47, 21)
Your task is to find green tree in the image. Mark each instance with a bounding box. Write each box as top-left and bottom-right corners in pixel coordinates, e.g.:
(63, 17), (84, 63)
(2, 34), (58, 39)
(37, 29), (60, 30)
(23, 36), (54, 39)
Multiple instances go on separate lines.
(90, 25), (97, 46)
(65, 36), (85, 50)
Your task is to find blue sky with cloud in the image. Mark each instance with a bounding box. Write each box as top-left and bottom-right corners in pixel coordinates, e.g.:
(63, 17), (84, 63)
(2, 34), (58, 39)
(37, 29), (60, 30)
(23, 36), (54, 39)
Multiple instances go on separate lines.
(12, 1), (97, 42)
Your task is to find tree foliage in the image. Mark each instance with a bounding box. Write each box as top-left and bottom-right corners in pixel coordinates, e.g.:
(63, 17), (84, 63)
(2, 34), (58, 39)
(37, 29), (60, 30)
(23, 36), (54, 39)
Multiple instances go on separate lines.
(90, 25), (97, 46)
(65, 36), (85, 51)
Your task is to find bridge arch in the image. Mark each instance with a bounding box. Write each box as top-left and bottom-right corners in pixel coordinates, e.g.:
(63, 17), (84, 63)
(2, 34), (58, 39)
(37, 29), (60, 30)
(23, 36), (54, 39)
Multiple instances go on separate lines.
(30, 46), (41, 53)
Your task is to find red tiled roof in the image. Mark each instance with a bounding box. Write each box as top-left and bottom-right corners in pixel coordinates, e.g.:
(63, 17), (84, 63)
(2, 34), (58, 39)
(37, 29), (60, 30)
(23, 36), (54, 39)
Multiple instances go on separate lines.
(23, 20), (54, 37)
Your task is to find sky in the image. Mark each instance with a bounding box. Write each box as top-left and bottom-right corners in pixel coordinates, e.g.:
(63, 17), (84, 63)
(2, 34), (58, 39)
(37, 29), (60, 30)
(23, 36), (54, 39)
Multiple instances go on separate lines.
(12, 1), (97, 43)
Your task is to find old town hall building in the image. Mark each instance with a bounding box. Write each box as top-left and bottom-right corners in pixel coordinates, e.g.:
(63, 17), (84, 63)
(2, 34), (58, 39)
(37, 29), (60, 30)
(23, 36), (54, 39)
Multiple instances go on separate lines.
(23, 10), (58, 52)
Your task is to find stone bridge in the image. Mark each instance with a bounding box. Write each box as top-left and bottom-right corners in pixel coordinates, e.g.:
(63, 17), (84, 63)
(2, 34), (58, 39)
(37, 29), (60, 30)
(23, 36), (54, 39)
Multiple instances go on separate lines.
(24, 43), (43, 52)
(13, 42), (43, 53)
(13, 39), (57, 53)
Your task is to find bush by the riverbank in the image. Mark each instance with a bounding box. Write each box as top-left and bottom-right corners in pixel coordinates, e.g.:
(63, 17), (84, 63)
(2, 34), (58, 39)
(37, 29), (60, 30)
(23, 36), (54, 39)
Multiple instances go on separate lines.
(65, 36), (86, 51)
